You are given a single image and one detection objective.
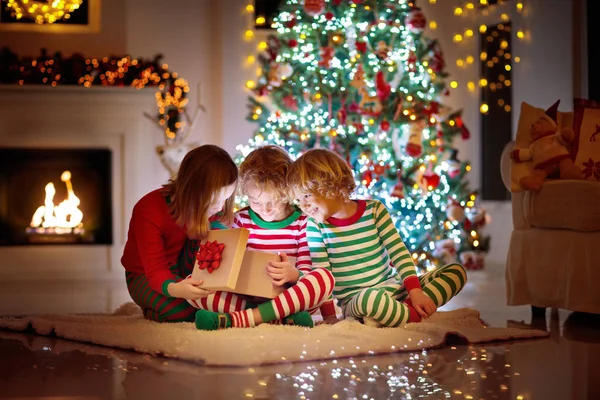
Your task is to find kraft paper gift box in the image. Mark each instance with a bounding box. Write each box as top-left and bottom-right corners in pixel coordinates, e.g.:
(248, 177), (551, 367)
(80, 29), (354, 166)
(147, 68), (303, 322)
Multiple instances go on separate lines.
(191, 228), (294, 299)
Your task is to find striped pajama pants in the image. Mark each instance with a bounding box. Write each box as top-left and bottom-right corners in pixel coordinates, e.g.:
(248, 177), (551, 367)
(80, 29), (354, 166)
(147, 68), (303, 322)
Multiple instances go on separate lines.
(125, 238), (200, 323)
(188, 268), (335, 319)
(342, 263), (467, 327)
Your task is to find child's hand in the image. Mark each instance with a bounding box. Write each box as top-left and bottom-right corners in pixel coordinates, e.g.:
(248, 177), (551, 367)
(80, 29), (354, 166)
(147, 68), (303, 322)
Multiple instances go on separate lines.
(168, 279), (214, 300)
(408, 288), (437, 319)
(266, 252), (300, 286)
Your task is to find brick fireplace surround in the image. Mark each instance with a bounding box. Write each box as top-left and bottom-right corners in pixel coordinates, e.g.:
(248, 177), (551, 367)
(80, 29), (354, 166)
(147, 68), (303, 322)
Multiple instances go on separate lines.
(0, 86), (172, 281)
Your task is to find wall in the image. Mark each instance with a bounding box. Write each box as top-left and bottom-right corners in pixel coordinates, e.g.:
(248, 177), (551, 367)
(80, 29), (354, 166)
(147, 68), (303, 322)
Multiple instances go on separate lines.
(123, 0), (223, 161)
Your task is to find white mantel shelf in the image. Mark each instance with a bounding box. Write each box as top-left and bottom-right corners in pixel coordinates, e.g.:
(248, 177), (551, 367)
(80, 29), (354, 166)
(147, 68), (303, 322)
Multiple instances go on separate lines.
(0, 84), (171, 281)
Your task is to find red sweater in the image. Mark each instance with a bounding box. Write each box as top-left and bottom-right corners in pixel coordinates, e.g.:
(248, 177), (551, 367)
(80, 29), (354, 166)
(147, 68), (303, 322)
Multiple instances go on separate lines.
(121, 189), (187, 296)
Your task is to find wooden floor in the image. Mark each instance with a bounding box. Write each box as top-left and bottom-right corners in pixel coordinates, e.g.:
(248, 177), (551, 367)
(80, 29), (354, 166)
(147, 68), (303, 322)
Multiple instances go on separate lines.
(0, 266), (599, 400)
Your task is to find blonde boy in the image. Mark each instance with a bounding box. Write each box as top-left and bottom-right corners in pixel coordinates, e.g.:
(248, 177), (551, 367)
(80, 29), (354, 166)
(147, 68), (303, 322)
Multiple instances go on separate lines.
(287, 148), (467, 327)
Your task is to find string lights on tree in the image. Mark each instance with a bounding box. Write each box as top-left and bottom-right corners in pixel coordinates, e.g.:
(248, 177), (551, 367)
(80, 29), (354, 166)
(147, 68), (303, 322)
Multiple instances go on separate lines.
(237, 0), (490, 271)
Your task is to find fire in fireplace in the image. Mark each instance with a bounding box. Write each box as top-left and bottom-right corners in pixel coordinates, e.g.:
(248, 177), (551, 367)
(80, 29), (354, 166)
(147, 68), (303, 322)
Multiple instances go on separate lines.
(0, 148), (112, 245)
(27, 170), (86, 238)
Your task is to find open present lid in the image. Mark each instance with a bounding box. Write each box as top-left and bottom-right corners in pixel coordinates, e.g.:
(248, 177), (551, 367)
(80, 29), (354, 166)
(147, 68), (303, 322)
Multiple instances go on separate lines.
(191, 228), (250, 291)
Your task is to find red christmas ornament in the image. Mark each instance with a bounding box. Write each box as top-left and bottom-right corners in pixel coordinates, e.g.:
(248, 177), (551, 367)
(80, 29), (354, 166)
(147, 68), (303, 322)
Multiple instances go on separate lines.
(430, 53), (445, 73)
(375, 71), (391, 101)
(288, 39), (298, 48)
(421, 164), (441, 190)
(455, 117), (470, 139)
(304, 0), (325, 16)
(256, 86), (270, 97)
(337, 105), (347, 124)
(464, 218), (473, 231)
(353, 121), (364, 133)
(373, 164), (385, 175)
(363, 170), (373, 186)
(406, 121), (423, 157)
(406, 7), (427, 34)
(380, 119), (390, 131)
(407, 51), (417, 72)
(332, 0), (342, 5)
(356, 41), (367, 53)
(196, 240), (225, 274)
(325, 11), (334, 20)
(318, 46), (335, 68)
(282, 94), (299, 111)
(348, 102), (360, 113)
(286, 18), (296, 28)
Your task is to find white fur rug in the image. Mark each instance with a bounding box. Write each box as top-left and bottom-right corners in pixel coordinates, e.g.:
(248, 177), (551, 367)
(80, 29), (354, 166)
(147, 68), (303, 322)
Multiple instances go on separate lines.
(0, 303), (548, 366)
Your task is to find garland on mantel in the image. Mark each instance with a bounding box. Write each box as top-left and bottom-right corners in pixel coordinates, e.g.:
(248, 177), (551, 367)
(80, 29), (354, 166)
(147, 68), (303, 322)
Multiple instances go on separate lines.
(0, 47), (191, 142)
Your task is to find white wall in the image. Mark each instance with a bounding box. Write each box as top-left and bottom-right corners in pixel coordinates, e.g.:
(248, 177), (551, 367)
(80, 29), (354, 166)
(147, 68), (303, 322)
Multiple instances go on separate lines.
(123, 0), (224, 179)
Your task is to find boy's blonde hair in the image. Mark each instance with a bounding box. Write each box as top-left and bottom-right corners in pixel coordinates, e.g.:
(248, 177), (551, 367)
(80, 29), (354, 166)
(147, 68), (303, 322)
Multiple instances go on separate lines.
(286, 148), (356, 200)
(239, 145), (292, 200)
(163, 144), (238, 239)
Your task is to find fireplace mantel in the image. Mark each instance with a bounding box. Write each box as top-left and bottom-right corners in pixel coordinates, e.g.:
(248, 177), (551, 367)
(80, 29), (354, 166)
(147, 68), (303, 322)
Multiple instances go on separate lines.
(0, 85), (172, 280)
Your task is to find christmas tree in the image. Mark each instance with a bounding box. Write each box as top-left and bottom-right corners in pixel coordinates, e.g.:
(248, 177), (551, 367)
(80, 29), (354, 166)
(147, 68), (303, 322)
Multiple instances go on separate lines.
(237, 0), (490, 271)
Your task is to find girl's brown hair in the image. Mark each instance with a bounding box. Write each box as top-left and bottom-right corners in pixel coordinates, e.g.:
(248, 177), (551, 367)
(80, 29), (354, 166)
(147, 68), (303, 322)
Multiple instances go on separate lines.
(238, 145), (292, 200)
(286, 148), (356, 200)
(162, 144), (237, 239)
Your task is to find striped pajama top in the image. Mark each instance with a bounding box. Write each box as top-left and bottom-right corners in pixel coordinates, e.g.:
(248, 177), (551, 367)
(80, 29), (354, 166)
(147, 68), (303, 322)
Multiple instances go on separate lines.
(306, 199), (421, 304)
(232, 206), (312, 275)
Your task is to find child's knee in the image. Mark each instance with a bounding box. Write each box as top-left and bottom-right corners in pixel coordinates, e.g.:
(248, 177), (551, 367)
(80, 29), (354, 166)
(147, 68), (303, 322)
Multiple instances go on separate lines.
(355, 288), (387, 314)
(446, 263), (468, 287)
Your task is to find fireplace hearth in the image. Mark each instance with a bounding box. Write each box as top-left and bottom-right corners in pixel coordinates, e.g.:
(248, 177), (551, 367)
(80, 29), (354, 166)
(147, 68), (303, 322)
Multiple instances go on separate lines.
(0, 148), (112, 246)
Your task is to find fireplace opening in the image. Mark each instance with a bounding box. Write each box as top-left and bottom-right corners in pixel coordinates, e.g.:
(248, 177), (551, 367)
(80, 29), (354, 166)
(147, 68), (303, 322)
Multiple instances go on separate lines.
(0, 148), (112, 246)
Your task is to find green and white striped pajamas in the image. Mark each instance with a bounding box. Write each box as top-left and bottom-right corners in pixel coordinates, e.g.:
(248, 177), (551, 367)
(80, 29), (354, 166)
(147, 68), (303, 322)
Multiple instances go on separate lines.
(306, 199), (467, 326)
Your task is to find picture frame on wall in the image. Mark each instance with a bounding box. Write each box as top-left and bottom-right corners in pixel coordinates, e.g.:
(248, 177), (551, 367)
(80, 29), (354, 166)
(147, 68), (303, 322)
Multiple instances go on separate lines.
(254, 0), (282, 30)
(0, 0), (101, 33)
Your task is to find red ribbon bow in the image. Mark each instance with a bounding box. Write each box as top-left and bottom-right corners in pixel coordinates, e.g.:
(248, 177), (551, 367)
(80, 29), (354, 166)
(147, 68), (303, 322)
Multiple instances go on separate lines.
(196, 240), (225, 274)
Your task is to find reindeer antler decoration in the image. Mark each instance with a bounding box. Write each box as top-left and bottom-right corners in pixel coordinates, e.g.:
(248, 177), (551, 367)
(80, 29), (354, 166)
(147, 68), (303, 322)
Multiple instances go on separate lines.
(143, 80), (206, 147)
(143, 79), (206, 177)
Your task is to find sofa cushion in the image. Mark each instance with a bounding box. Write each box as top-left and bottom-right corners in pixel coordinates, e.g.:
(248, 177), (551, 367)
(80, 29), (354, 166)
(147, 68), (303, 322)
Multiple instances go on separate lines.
(523, 180), (600, 231)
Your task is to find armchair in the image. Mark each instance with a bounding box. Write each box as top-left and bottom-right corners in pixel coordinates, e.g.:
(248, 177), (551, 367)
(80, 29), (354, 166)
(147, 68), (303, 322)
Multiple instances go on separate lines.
(502, 102), (600, 315)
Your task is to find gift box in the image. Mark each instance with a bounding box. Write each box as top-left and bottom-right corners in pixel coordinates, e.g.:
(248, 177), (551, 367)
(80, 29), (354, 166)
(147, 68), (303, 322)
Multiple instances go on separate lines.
(191, 228), (293, 299)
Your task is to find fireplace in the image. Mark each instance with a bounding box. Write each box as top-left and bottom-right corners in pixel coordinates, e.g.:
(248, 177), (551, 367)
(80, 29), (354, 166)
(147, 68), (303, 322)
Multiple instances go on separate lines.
(0, 148), (112, 246)
(0, 86), (169, 280)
